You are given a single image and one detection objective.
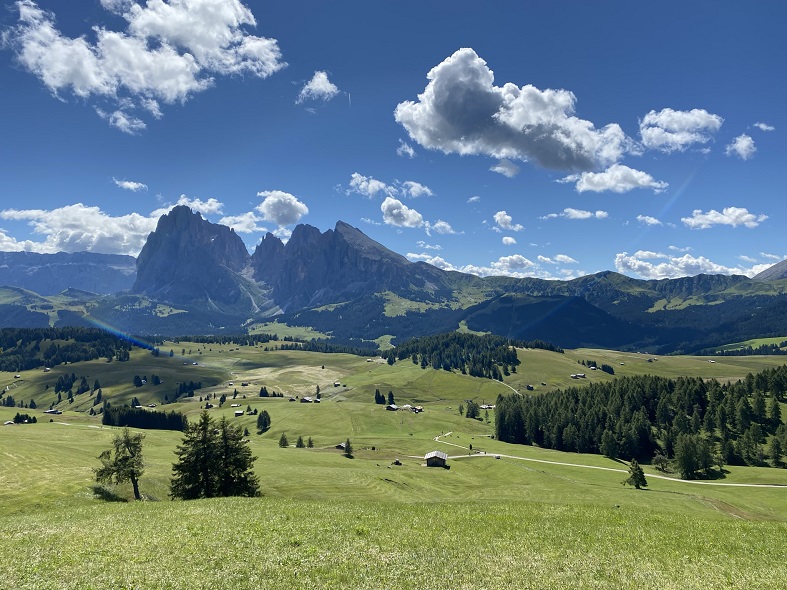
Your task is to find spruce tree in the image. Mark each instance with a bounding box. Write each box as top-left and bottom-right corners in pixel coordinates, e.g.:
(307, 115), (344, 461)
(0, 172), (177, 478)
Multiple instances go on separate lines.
(622, 458), (647, 489)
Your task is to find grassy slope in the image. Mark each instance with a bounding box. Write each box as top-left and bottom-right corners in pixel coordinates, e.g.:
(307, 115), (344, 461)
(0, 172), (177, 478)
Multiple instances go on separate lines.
(2, 344), (787, 588)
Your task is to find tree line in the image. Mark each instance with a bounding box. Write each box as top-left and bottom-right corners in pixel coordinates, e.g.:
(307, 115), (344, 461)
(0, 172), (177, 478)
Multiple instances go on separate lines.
(102, 406), (189, 431)
(381, 333), (562, 381)
(0, 327), (135, 371)
(495, 365), (787, 478)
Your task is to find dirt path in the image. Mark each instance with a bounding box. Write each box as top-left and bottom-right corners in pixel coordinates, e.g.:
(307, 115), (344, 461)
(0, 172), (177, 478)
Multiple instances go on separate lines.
(432, 433), (787, 488)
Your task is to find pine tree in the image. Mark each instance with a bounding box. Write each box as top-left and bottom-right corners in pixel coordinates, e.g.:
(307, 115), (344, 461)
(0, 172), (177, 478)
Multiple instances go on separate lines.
(344, 437), (353, 458)
(622, 458), (647, 489)
(170, 412), (259, 500)
(278, 432), (289, 448)
(296, 435), (305, 448)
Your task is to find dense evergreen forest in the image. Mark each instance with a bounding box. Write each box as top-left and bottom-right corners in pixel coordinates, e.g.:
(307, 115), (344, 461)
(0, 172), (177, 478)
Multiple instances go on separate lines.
(0, 327), (135, 371)
(495, 366), (787, 478)
(102, 406), (189, 431)
(702, 341), (787, 357)
(382, 333), (561, 380)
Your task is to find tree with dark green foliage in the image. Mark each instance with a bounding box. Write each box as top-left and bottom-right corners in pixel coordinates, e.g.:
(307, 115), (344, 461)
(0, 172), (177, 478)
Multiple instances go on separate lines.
(344, 437), (353, 458)
(95, 428), (145, 500)
(387, 391), (395, 406)
(296, 435), (305, 448)
(278, 432), (288, 447)
(256, 410), (271, 433)
(170, 412), (259, 500)
(622, 458), (647, 489)
(307, 437), (314, 448)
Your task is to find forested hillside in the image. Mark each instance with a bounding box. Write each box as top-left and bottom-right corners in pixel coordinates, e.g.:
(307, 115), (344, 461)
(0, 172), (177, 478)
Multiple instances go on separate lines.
(495, 366), (787, 478)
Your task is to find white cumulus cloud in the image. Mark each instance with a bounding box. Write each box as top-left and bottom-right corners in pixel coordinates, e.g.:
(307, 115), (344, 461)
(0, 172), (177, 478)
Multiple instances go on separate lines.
(615, 250), (771, 279)
(396, 139), (415, 158)
(113, 177), (147, 191)
(490, 159), (520, 178)
(502, 236), (517, 246)
(256, 190), (309, 226)
(4, 0), (285, 131)
(347, 173), (395, 198)
(563, 164), (668, 193)
(725, 134), (756, 160)
(399, 180), (433, 198)
(218, 211), (266, 233)
(681, 206), (767, 229)
(296, 70), (339, 104)
(175, 195), (224, 215)
(0, 203), (163, 255)
(395, 48), (634, 172)
(541, 208), (607, 220)
(381, 197), (423, 228)
(636, 215), (662, 226)
(753, 122), (774, 132)
(639, 108), (723, 152)
(493, 210), (523, 231)
(425, 220), (456, 235)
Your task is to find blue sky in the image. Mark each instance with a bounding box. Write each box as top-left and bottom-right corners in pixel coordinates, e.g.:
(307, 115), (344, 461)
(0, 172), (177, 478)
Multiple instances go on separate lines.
(0, 0), (785, 280)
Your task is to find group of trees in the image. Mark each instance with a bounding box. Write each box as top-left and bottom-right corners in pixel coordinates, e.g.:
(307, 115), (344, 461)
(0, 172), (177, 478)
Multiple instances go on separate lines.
(170, 412), (260, 499)
(709, 342), (787, 357)
(579, 359), (615, 375)
(258, 386), (284, 398)
(496, 365), (787, 478)
(0, 327), (135, 371)
(102, 406), (189, 431)
(256, 410), (271, 433)
(373, 389), (395, 405)
(98, 412), (261, 501)
(382, 333), (559, 381)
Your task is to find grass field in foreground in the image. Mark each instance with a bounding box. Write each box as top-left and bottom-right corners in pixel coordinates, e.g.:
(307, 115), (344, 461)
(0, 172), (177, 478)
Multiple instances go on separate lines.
(1, 498), (786, 590)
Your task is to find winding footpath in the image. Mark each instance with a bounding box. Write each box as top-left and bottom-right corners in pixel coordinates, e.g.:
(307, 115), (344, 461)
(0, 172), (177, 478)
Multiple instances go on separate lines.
(430, 433), (787, 489)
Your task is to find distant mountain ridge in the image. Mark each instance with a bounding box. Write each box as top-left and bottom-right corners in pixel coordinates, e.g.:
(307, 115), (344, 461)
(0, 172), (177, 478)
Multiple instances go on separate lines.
(1, 205), (787, 353)
(0, 251), (135, 295)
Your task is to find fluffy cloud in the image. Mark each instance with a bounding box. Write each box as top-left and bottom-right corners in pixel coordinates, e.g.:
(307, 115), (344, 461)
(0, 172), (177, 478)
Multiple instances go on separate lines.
(502, 236), (517, 246)
(396, 139), (415, 158)
(753, 122), (774, 132)
(381, 197), (423, 228)
(0, 203), (162, 255)
(425, 220), (456, 235)
(256, 190), (309, 225)
(218, 211), (266, 233)
(493, 210), (523, 231)
(399, 181), (433, 198)
(725, 134), (756, 160)
(406, 251), (582, 279)
(113, 177), (147, 191)
(681, 207), (767, 229)
(538, 254), (577, 265)
(562, 164), (668, 193)
(347, 173), (395, 198)
(5, 0), (285, 131)
(296, 70), (339, 103)
(395, 48), (633, 172)
(490, 159), (520, 178)
(615, 250), (771, 279)
(541, 208), (607, 220)
(175, 195), (224, 215)
(416, 240), (441, 250)
(639, 108), (723, 152)
(636, 215), (662, 226)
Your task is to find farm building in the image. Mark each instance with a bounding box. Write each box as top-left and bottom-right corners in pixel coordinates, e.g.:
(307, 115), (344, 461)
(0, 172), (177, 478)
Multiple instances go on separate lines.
(425, 450), (448, 468)
(385, 404), (398, 411)
(234, 410), (244, 417)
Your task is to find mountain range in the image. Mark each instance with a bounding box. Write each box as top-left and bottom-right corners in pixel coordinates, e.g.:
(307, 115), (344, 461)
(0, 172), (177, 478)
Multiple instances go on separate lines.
(1, 205), (786, 353)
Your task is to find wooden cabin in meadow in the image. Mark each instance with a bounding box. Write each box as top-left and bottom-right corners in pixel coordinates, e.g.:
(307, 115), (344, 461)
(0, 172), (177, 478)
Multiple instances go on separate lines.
(425, 450), (448, 468)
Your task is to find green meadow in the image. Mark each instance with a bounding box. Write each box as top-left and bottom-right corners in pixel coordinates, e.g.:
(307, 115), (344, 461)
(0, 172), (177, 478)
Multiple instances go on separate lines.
(2, 343), (787, 588)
